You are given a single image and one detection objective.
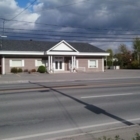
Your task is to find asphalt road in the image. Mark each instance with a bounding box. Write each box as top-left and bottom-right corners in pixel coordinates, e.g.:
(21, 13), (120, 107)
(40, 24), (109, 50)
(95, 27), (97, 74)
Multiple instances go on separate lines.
(0, 78), (140, 140)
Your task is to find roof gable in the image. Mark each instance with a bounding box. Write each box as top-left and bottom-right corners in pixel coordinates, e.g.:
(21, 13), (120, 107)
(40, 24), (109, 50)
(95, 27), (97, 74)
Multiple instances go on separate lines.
(47, 40), (79, 52)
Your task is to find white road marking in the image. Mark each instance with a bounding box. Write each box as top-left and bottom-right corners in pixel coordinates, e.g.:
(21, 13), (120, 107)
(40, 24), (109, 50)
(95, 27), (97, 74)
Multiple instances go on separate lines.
(16, 74), (21, 77)
(2, 118), (140, 140)
(81, 93), (134, 99)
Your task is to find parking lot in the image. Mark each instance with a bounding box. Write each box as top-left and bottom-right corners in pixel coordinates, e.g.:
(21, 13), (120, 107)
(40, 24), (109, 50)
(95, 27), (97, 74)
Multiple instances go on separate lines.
(0, 70), (140, 84)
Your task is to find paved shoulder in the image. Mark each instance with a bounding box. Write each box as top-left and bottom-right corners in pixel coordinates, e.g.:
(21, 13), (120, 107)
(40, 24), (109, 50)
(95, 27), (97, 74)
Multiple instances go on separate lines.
(56, 125), (140, 140)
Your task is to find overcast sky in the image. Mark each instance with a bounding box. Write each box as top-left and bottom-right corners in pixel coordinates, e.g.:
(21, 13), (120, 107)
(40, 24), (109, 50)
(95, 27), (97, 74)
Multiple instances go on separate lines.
(0, 0), (140, 51)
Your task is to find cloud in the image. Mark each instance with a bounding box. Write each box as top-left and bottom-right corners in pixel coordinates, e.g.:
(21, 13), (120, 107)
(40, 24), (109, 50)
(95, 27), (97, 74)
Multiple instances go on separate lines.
(0, 0), (39, 30)
(0, 0), (140, 51)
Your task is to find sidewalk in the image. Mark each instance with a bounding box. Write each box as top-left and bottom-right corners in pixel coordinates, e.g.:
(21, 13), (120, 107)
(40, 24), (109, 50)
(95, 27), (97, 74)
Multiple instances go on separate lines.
(0, 70), (140, 84)
(56, 125), (140, 140)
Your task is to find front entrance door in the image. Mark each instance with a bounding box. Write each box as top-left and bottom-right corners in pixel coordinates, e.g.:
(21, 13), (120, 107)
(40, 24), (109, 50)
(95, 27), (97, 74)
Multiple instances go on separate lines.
(55, 61), (63, 70)
(54, 57), (64, 71)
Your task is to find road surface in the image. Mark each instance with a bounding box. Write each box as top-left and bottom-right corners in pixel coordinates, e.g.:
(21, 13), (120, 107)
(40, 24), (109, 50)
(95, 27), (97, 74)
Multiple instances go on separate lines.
(0, 78), (140, 140)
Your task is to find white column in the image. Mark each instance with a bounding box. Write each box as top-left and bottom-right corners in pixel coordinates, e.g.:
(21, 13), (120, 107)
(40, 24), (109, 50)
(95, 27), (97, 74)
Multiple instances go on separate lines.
(102, 57), (104, 72)
(73, 56), (75, 68)
(48, 56), (50, 71)
(50, 56), (53, 73)
(106, 56), (107, 70)
(2, 56), (5, 75)
(74, 56), (76, 68)
(71, 56), (73, 72)
(74, 56), (76, 72)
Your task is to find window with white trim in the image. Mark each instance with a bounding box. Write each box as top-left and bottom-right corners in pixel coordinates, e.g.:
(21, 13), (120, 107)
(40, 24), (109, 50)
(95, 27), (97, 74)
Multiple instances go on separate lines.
(35, 60), (47, 67)
(10, 60), (24, 67)
(88, 60), (98, 68)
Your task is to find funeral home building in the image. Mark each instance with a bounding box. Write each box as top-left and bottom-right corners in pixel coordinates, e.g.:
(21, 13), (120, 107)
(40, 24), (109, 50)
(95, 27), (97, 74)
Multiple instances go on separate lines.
(0, 40), (109, 74)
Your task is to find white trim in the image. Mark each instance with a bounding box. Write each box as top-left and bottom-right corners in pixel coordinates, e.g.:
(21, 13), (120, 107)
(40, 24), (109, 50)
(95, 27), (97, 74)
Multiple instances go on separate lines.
(71, 56), (73, 72)
(2, 56), (5, 75)
(35, 60), (37, 67)
(9, 60), (12, 67)
(22, 60), (24, 67)
(76, 60), (79, 68)
(78, 53), (109, 56)
(9, 59), (24, 67)
(35, 59), (46, 67)
(0, 51), (109, 57)
(47, 52), (78, 55)
(73, 56), (75, 68)
(51, 55), (53, 72)
(0, 51), (44, 55)
(47, 52), (109, 56)
(48, 56), (50, 71)
(47, 40), (79, 53)
(88, 60), (98, 68)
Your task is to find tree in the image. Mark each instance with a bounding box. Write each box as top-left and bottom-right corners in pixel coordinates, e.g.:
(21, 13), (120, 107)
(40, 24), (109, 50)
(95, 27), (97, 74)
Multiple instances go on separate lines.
(106, 49), (113, 67)
(115, 44), (132, 68)
(119, 44), (128, 54)
(133, 38), (140, 64)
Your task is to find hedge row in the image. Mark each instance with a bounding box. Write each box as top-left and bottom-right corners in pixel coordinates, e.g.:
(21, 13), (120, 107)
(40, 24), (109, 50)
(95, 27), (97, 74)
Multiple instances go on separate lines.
(11, 66), (47, 74)
(11, 68), (23, 73)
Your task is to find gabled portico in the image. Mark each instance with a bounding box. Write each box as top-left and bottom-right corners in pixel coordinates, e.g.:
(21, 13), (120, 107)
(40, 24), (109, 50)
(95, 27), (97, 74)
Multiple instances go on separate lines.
(46, 40), (79, 73)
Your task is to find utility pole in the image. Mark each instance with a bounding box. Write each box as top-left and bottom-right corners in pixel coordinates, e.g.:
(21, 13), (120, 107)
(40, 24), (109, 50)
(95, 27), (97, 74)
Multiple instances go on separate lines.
(3, 19), (5, 36)
(0, 19), (7, 49)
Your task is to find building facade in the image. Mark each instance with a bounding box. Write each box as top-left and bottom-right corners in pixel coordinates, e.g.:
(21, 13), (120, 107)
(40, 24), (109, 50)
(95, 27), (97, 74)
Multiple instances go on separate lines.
(0, 40), (109, 74)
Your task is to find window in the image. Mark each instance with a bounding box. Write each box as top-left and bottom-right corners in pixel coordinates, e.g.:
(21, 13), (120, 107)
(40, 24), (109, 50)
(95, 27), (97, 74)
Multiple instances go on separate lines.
(10, 60), (24, 67)
(35, 60), (47, 67)
(88, 60), (98, 68)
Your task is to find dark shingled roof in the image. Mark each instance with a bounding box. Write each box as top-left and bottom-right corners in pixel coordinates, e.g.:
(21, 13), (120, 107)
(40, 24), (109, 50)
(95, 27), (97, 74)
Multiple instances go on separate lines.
(2, 40), (105, 53)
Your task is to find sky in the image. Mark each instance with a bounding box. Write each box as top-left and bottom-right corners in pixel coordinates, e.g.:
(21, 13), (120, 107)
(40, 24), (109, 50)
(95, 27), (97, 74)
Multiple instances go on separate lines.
(15, 0), (31, 7)
(0, 0), (140, 51)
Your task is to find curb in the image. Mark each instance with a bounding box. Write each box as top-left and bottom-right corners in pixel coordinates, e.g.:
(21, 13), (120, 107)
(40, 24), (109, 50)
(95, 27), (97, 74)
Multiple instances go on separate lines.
(0, 77), (140, 85)
(49, 125), (140, 140)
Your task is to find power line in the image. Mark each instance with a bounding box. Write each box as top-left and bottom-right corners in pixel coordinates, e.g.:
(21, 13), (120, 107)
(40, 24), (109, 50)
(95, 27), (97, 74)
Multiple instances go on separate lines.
(1, 17), (140, 32)
(1, 27), (140, 35)
(5, 35), (134, 42)
(2, 31), (138, 39)
(10, 0), (37, 20)
(5, 36), (133, 42)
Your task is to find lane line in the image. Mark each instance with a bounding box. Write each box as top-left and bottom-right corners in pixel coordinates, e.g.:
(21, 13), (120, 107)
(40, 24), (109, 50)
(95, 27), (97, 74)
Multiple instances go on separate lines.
(31, 73), (39, 76)
(2, 118), (140, 140)
(16, 74), (21, 77)
(81, 93), (134, 99)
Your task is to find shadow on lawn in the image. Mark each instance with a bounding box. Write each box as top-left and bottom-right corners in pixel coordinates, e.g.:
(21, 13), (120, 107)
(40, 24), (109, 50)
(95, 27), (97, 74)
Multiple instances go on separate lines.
(30, 82), (134, 126)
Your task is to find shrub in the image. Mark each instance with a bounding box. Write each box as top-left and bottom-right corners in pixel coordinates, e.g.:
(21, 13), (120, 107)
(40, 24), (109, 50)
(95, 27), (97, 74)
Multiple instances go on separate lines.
(18, 68), (23, 73)
(98, 133), (140, 140)
(31, 69), (36, 72)
(24, 69), (28, 72)
(11, 67), (18, 73)
(37, 65), (46, 73)
(133, 133), (140, 140)
(131, 60), (139, 69)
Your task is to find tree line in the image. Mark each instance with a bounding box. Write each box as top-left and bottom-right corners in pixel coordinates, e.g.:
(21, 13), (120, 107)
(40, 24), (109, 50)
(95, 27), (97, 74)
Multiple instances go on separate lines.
(106, 38), (140, 69)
